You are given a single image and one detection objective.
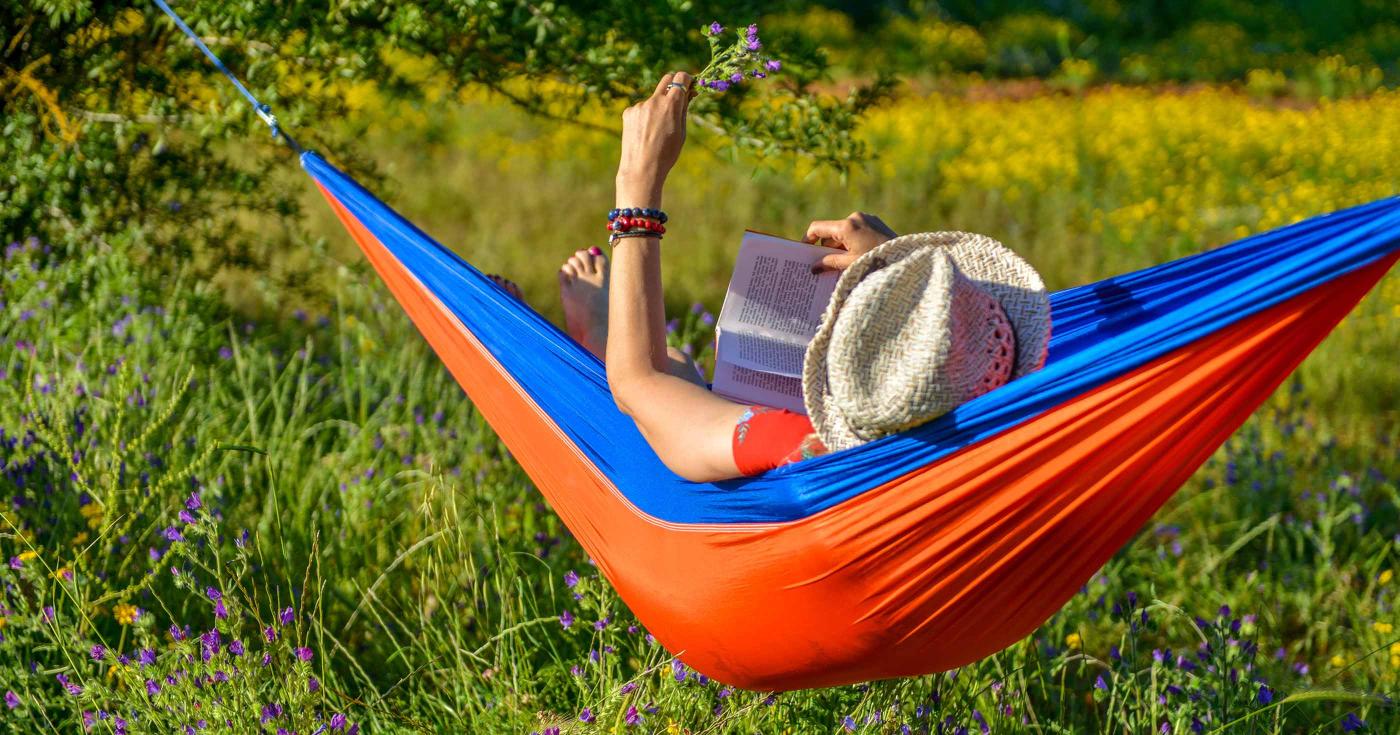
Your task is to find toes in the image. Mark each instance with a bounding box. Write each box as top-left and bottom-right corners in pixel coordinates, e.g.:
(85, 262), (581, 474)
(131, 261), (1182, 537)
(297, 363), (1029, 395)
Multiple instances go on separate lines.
(488, 274), (523, 300)
(560, 263), (579, 280)
(587, 246), (608, 271)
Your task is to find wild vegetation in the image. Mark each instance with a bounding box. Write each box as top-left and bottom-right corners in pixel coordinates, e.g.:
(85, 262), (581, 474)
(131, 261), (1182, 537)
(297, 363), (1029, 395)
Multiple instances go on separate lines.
(3, 2), (1399, 733)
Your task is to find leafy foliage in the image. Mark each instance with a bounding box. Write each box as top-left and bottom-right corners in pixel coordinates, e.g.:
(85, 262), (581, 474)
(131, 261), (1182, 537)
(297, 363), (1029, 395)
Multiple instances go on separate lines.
(1, 1), (889, 290)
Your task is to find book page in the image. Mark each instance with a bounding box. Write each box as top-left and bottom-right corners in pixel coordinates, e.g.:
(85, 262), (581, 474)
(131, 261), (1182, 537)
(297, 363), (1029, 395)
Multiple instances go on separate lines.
(711, 231), (842, 412)
(716, 231), (841, 346)
(711, 361), (808, 414)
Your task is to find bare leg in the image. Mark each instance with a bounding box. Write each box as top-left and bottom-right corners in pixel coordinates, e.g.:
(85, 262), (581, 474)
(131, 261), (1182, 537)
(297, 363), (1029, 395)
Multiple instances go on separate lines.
(558, 248), (706, 386)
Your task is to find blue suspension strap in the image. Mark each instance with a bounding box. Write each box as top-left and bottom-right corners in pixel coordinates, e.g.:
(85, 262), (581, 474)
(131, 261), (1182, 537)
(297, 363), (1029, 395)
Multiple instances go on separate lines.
(151, 0), (305, 154)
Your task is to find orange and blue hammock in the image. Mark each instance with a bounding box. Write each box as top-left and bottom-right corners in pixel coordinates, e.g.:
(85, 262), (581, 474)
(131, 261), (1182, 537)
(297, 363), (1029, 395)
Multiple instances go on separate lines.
(307, 151), (1400, 690)
(152, 0), (1400, 691)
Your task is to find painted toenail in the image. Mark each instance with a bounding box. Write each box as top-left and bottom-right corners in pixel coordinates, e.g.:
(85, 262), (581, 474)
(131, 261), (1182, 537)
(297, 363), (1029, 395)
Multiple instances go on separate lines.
(589, 246), (603, 256)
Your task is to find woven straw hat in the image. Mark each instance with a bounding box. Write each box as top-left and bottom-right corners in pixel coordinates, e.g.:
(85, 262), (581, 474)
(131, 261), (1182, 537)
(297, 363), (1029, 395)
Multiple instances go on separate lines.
(802, 232), (1050, 451)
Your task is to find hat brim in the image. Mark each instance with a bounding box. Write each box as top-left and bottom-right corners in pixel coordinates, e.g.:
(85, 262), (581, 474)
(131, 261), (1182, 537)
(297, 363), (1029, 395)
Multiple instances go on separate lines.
(802, 232), (1050, 451)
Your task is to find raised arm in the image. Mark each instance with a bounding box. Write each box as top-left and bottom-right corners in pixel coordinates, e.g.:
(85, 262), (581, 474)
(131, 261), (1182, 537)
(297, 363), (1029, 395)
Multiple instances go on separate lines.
(605, 71), (749, 483)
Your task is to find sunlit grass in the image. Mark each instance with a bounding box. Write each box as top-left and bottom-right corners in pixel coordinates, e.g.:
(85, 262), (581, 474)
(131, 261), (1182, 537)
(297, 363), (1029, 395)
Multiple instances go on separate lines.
(2, 83), (1398, 732)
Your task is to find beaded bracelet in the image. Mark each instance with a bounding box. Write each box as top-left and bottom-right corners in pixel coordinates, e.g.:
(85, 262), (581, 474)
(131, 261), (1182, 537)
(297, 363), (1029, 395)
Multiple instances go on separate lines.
(608, 207), (668, 224)
(608, 216), (667, 234)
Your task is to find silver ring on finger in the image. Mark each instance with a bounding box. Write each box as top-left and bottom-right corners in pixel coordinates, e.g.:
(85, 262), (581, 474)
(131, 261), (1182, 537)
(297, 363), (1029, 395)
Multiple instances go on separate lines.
(666, 82), (688, 92)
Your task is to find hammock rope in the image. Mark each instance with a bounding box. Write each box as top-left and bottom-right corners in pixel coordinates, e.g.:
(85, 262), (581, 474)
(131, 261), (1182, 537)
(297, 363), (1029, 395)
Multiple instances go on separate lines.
(155, 1), (1400, 691)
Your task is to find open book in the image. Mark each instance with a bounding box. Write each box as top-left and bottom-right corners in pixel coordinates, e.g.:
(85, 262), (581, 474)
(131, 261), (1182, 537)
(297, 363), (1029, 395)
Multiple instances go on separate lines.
(711, 231), (843, 414)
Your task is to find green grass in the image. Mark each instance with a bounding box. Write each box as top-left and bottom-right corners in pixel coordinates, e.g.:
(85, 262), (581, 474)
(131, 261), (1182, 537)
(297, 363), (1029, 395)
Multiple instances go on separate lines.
(1, 86), (1398, 733)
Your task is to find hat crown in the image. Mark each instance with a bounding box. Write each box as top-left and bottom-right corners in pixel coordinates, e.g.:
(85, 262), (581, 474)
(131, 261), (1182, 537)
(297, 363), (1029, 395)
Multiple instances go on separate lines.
(825, 250), (1015, 440)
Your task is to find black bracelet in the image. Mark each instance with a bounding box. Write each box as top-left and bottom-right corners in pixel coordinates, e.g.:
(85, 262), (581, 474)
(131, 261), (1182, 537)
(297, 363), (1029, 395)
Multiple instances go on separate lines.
(608, 230), (662, 245)
(608, 207), (668, 224)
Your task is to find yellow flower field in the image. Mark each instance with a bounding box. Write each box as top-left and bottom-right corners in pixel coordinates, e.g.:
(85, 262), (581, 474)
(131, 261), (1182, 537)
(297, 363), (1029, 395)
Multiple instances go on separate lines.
(309, 83), (1398, 431)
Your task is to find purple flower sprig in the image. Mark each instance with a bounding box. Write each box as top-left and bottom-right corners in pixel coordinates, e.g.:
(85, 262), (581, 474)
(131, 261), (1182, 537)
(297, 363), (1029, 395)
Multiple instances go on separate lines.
(696, 21), (781, 92)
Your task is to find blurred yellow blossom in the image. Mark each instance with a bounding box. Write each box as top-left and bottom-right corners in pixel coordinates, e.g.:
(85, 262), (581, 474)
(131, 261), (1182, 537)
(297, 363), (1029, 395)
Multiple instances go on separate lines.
(114, 603), (140, 625)
(1380, 569), (1393, 585)
(1065, 632), (1082, 649)
(1373, 622), (1393, 634)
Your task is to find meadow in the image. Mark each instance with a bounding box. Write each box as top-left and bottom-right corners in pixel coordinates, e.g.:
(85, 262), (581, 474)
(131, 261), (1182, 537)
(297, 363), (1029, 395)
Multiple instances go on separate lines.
(4, 80), (1400, 734)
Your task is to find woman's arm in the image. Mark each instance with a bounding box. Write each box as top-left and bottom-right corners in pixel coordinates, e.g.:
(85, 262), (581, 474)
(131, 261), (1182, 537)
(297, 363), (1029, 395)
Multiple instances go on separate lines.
(606, 72), (749, 483)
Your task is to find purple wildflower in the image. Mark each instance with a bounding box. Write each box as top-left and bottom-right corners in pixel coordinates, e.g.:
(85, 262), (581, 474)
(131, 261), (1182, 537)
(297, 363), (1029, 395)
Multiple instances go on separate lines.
(228, 640), (245, 657)
(42, 606), (54, 622)
(673, 659), (686, 682)
(264, 626), (277, 643)
(8, 557), (20, 569)
(164, 526), (183, 542)
(713, 80), (730, 92)
(625, 706), (642, 726)
(57, 673), (81, 696)
(278, 606), (294, 626)
(145, 679), (160, 696)
(620, 681), (638, 694)
(1094, 675), (1109, 690)
(4, 691), (18, 709)
(564, 570), (579, 588)
(138, 648), (156, 667)
(560, 609), (574, 629)
(294, 646), (313, 662)
(179, 510), (196, 524)
(186, 493), (201, 510)
(89, 644), (106, 661)
(170, 624), (186, 641)
(765, 59), (781, 71)
(330, 713), (347, 731)
(580, 708), (595, 723)
(1342, 712), (1365, 731)
(260, 703), (283, 724)
(843, 716), (857, 731)
(707, 22), (723, 35)
(308, 677), (320, 693)
(1256, 685), (1273, 705)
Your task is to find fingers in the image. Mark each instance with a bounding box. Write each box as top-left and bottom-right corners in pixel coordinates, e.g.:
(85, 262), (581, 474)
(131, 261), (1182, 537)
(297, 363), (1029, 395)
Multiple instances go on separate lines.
(804, 218), (855, 245)
(652, 72), (677, 99)
(812, 251), (858, 274)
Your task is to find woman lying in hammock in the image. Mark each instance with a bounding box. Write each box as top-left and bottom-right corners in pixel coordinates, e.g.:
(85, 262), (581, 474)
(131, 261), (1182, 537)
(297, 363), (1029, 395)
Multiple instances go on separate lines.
(496, 71), (1050, 483)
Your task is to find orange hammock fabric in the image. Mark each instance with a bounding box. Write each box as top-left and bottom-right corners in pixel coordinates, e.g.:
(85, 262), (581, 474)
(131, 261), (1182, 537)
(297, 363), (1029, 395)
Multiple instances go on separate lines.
(314, 159), (1398, 689)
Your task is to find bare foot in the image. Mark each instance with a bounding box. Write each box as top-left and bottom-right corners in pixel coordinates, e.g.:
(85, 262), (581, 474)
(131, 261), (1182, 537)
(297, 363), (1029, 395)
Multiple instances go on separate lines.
(558, 247), (609, 359)
(487, 274), (524, 300)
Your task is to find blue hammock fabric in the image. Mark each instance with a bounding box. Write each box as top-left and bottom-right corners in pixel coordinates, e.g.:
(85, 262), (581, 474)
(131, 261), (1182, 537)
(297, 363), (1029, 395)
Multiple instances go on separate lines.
(303, 152), (1400, 525)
